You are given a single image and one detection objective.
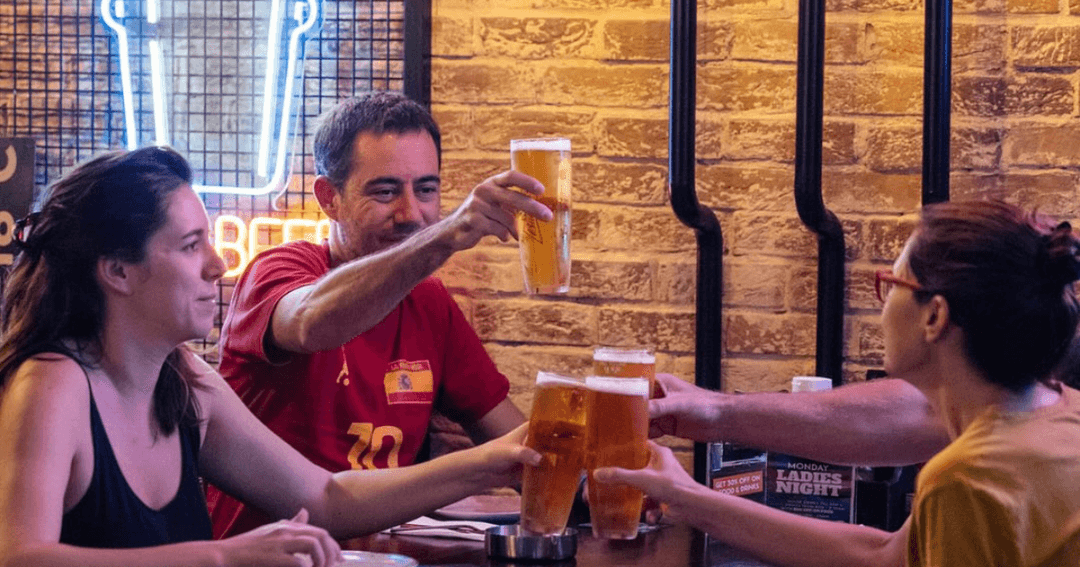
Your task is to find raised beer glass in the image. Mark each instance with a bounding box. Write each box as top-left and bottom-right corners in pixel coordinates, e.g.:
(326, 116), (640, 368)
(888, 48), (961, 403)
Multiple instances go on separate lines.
(592, 346), (657, 398)
(520, 372), (588, 535)
(584, 375), (650, 539)
(509, 138), (571, 295)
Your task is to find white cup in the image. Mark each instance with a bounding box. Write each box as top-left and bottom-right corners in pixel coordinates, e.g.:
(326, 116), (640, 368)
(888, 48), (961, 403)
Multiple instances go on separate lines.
(791, 376), (834, 393)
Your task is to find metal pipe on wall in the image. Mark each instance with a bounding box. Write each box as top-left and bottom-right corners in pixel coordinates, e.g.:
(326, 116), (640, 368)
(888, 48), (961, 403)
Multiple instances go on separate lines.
(793, 0), (846, 385)
(670, 0), (724, 484)
(922, 0), (951, 205)
(404, 0), (432, 108)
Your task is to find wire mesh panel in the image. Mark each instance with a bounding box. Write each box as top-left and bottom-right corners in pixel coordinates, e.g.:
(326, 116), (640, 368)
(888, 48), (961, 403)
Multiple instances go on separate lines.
(111, 0), (319, 194)
(0, 0), (409, 354)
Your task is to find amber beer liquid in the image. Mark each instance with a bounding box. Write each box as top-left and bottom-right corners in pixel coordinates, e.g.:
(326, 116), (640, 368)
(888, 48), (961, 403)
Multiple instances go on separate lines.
(585, 376), (650, 539)
(592, 347), (657, 398)
(510, 138), (571, 295)
(520, 372), (588, 535)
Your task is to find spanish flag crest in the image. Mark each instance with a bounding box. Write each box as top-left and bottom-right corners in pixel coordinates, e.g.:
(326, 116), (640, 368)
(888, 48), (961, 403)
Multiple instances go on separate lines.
(384, 359), (434, 405)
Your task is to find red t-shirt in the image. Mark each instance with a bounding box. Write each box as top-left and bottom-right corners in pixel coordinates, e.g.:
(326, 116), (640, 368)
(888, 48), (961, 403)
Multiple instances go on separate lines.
(206, 240), (509, 538)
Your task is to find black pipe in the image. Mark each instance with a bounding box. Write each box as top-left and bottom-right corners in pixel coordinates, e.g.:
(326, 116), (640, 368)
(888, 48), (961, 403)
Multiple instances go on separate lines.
(794, 0), (845, 385)
(404, 0), (432, 108)
(670, 0), (723, 485)
(922, 0), (951, 205)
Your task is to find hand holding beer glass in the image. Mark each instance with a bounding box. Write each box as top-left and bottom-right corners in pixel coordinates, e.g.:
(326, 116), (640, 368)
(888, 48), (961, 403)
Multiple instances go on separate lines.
(510, 138), (571, 295)
(585, 376), (650, 540)
(520, 372), (588, 536)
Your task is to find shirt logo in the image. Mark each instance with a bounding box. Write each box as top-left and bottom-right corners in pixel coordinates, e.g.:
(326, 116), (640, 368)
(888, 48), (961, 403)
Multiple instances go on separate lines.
(336, 348), (351, 386)
(384, 359), (434, 405)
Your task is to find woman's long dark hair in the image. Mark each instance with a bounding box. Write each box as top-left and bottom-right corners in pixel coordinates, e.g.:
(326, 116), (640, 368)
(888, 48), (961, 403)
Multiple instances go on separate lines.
(909, 200), (1080, 392)
(0, 146), (203, 434)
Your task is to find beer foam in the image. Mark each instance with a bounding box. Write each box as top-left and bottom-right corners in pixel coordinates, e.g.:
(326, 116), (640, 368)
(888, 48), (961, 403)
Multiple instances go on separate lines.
(511, 138), (571, 152)
(536, 371), (583, 388)
(593, 348), (655, 364)
(585, 376), (650, 397)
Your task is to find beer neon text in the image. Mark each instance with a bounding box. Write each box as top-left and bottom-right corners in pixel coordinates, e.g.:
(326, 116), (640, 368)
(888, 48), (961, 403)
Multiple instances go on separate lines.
(214, 215), (332, 277)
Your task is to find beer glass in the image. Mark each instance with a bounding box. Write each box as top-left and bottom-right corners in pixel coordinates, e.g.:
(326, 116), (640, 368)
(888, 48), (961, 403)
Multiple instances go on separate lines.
(520, 372), (588, 535)
(584, 375), (650, 539)
(510, 138), (571, 295)
(592, 346), (657, 398)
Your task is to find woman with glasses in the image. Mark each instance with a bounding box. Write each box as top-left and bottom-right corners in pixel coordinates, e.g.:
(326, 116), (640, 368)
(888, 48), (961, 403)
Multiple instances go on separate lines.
(0, 147), (538, 567)
(598, 200), (1080, 567)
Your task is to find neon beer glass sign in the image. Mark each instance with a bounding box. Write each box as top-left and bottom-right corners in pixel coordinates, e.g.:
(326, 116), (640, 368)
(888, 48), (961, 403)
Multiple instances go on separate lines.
(100, 0), (322, 195)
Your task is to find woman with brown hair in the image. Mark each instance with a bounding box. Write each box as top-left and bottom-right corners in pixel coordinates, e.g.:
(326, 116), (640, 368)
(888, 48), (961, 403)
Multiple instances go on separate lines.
(599, 200), (1080, 567)
(0, 146), (537, 567)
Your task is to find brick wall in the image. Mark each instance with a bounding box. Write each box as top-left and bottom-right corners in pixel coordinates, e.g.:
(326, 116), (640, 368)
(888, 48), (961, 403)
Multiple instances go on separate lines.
(429, 0), (1080, 467)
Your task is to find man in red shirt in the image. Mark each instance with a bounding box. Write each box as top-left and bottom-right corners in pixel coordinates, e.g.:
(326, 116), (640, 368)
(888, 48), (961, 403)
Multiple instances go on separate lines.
(207, 92), (551, 538)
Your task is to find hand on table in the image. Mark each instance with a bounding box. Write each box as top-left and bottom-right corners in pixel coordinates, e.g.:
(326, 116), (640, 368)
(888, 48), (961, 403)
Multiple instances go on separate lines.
(218, 508), (343, 567)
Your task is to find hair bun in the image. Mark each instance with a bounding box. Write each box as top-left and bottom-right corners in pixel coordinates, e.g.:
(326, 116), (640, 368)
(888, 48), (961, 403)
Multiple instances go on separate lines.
(1040, 221), (1080, 287)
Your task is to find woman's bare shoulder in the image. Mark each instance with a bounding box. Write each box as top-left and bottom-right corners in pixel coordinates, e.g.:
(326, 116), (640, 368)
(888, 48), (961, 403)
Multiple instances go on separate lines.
(182, 349), (228, 389)
(180, 349), (232, 410)
(1, 354), (90, 439)
(5, 354), (89, 406)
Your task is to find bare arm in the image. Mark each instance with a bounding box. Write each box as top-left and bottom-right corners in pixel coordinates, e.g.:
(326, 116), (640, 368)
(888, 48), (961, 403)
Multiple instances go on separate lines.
(0, 356), (340, 567)
(651, 373), (949, 466)
(315, 430), (533, 536)
(194, 355), (538, 539)
(595, 442), (908, 567)
(272, 171), (551, 353)
(464, 398), (527, 445)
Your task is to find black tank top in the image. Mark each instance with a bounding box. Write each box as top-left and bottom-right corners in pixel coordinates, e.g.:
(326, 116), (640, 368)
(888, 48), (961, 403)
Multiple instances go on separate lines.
(59, 384), (213, 547)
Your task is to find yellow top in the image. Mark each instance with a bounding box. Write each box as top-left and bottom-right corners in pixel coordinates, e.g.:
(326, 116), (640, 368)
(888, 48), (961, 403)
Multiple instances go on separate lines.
(907, 385), (1080, 567)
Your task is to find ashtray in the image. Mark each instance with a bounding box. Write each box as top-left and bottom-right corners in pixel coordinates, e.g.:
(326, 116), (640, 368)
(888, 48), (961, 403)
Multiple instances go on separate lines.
(485, 524), (578, 561)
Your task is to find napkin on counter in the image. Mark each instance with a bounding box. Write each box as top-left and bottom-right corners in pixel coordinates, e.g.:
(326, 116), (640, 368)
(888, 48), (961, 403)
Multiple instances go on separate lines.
(382, 515), (495, 542)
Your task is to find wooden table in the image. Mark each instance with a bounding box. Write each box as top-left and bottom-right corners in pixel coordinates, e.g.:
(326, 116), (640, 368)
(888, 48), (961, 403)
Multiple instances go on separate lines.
(343, 523), (778, 567)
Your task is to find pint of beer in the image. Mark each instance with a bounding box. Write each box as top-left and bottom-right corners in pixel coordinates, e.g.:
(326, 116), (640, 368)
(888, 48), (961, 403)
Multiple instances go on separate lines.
(520, 372), (588, 535)
(510, 138), (571, 295)
(593, 347), (657, 398)
(584, 376), (650, 539)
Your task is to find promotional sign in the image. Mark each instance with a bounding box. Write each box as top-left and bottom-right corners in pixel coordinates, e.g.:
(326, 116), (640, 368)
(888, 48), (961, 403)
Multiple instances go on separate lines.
(710, 442), (855, 523)
(0, 138), (36, 266)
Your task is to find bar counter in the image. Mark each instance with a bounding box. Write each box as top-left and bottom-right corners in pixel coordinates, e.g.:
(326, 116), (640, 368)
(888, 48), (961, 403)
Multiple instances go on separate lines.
(343, 523), (778, 567)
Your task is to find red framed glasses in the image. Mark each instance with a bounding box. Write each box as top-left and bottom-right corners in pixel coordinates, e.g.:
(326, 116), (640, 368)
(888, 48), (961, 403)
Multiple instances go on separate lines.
(875, 270), (923, 303)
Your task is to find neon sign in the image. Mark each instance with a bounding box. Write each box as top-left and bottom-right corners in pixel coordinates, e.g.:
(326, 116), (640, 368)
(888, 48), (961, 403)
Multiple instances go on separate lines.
(0, 140), (35, 267)
(215, 215), (331, 277)
(100, 0), (322, 195)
